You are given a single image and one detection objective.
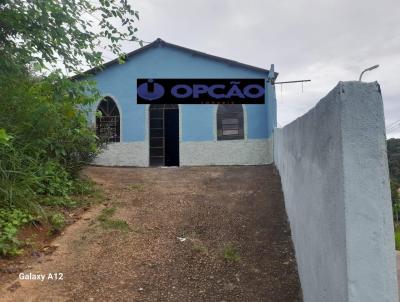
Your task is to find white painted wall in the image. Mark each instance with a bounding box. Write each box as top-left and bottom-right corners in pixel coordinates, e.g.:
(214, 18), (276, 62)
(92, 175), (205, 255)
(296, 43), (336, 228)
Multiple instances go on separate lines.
(180, 138), (273, 166)
(94, 139), (273, 167)
(274, 81), (398, 302)
(93, 142), (148, 167)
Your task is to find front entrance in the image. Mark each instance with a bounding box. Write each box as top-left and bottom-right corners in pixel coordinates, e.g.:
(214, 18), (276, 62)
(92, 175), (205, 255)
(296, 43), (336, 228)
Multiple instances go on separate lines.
(149, 104), (179, 166)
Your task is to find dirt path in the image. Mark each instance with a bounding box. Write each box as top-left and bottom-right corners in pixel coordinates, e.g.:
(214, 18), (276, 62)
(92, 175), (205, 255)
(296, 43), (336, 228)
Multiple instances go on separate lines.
(1, 166), (301, 302)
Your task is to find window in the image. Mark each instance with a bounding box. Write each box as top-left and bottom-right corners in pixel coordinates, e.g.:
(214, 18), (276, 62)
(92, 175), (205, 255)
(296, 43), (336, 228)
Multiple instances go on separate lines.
(217, 104), (244, 140)
(96, 97), (120, 143)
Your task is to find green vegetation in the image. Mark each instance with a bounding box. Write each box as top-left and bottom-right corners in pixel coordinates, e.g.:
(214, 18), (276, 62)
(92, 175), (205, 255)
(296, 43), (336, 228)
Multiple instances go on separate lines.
(395, 227), (400, 251)
(97, 207), (131, 232)
(101, 219), (131, 232)
(387, 138), (400, 249)
(125, 184), (145, 191)
(223, 244), (241, 262)
(388, 139), (400, 222)
(98, 207), (117, 220)
(49, 213), (66, 234)
(1, 0), (141, 73)
(0, 71), (101, 255)
(0, 0), (140, 256)
(387, 139), (400, 183)
(0, 209), (33, 256)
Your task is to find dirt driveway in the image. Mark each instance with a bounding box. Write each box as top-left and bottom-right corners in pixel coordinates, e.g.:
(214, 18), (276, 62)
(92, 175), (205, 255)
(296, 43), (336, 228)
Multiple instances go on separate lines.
(1, 165), (301, 302)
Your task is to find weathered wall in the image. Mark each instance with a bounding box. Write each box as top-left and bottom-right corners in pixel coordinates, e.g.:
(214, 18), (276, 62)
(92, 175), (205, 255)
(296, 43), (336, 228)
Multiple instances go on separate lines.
(180, 138), (273, 166)
(93, 139), (273, 167)
(274, 81), (398, 302)
(93, 142), (148, 167)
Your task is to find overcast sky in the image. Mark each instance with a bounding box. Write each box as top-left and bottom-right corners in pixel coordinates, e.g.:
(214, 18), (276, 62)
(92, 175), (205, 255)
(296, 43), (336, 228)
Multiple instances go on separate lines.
(102, 0), (400, 137)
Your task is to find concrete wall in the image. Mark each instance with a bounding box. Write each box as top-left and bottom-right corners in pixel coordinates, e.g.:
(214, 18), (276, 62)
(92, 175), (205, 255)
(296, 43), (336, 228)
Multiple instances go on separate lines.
(93, 138), (273, 167)
(93, 142), (148, 167)
(180, 138), (273, 166)
(274, 81), (398, 302)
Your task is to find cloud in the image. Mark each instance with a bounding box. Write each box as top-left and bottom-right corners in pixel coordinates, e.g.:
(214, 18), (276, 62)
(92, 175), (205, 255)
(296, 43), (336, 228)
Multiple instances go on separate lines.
(115, 0), (400, 136)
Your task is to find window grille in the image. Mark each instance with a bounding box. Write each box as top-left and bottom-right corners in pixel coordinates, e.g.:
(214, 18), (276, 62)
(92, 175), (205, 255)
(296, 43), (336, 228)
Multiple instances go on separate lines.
(217, 104), (244, 140)
(96, 97), (120, 143)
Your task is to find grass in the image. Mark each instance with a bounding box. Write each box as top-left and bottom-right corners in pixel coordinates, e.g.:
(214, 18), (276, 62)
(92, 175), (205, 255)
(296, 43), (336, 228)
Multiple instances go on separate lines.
(83, 186), (105, 205)
(98, 207), (116, 221)
(125, 184), (144, 191)
(395, 226), (400, 250)
(101, 219), (131, 231)
(223, 244), (241, 262)
(97, 207), (131, 232)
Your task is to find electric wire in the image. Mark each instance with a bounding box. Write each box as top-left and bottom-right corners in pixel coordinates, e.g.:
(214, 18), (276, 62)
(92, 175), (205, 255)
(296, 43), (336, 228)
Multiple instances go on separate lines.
(387, 123), (400, 134)
(387, 119), (400, 131)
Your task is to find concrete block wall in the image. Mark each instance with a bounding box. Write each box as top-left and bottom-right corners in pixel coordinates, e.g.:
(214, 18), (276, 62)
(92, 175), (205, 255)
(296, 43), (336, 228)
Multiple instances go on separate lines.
(274, 81), (398, 302)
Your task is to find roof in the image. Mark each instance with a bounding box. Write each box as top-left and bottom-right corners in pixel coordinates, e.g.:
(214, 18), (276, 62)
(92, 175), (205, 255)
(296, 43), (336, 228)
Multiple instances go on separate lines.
(73, 38), (278, 79)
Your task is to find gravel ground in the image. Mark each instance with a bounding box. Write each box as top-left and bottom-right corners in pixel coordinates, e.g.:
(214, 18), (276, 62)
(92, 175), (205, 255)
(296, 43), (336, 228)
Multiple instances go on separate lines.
(0, 165), (301, 302)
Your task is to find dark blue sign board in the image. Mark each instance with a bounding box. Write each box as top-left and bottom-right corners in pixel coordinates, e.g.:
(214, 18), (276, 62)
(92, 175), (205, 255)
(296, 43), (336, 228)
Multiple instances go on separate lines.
(137, 79), (265, 104)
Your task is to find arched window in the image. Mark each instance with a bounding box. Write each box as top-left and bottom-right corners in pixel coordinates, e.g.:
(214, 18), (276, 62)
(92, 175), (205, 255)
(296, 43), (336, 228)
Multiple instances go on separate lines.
(217, 104), (244, 140)
(96, 96), (120, 143)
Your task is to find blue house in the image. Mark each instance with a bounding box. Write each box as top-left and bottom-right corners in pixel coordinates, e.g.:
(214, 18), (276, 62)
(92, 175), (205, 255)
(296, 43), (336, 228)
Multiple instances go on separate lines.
(85, 38), (277, 167)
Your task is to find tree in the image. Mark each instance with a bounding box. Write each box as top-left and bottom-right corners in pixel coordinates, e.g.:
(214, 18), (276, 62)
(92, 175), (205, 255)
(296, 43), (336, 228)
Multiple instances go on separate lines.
(0, 0), (141, 256)
(387, 139), (400, 183)
(0, 0), (141, 73)
(391, 180), (400, 221)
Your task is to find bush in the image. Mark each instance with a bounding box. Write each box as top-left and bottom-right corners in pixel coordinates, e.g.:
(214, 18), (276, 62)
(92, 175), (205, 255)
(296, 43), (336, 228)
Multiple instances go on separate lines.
(395, 227), (400, 251)
(36, 161), (73, 197)
(0, 0), (138, 257)
(49, 213), (65, 234)
(0, 71), (101, 256)
(388, 139), (400, 184)
(0, 71), (101, 209)
(0, 133), (41, 211)
(0, 209), (33, 256)
(72, 179), (96, 196)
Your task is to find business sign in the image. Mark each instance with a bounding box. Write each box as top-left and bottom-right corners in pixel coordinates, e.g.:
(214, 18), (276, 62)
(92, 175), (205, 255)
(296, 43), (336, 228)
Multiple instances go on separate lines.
(137, 79), (265, 104)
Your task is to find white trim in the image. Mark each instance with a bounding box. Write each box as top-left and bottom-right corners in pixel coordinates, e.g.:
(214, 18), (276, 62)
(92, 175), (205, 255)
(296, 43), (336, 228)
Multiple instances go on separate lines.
(213, 104), (248, 141)
(93, 94), (124, 142)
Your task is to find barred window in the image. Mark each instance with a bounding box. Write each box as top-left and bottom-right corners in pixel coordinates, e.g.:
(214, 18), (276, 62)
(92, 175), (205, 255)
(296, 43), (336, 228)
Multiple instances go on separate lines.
(217, 104), (244, 140)
(96, 97), (120, 143)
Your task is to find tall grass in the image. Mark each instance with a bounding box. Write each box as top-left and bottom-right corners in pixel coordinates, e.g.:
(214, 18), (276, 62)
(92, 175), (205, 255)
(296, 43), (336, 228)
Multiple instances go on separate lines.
(0, 70), (101, 256)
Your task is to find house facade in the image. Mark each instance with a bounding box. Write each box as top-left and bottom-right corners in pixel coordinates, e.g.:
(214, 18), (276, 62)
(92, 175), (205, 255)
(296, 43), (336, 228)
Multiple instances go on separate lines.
(85, 38), (277, 167)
